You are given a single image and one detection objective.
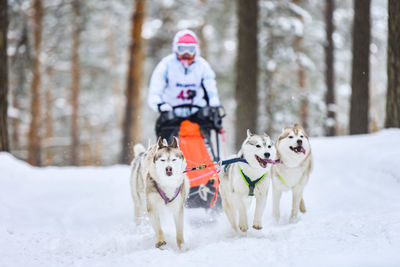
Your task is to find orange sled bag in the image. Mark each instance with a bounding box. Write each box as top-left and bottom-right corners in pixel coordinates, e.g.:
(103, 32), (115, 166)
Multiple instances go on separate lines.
(178, 120), (219, 189)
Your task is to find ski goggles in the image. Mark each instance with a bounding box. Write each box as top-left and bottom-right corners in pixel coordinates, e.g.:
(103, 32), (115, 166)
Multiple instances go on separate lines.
(176, 44), (197, 55)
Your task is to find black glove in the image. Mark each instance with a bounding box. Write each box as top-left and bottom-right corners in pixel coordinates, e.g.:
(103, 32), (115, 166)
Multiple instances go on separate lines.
(210, 106), (225, 129)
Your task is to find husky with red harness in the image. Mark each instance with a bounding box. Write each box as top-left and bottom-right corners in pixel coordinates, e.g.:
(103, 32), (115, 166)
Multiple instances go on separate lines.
(147, 29), (225, 208)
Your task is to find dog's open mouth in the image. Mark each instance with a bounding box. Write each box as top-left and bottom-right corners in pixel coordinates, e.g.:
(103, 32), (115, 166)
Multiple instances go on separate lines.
(290, 146), (306, 154)
(165, 166), (173, 176)
(255, 155), (270, 168)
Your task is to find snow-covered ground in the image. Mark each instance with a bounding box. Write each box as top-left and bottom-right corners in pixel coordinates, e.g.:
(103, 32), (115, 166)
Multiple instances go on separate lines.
(1, 130), (400, 267)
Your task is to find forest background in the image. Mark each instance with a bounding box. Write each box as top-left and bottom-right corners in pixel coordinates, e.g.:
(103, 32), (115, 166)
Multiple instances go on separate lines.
(1, 0), (399, 166)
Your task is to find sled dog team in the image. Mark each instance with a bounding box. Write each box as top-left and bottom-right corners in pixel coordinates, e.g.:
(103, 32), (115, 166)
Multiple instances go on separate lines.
(130, 124), (312, 249)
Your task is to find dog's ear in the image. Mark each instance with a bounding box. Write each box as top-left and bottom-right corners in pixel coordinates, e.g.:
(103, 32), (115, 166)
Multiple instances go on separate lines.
(157, 137), (165, 149)
(246, 129), (253, 138)
(263, 132), (270, 139)
(293, 123), (307, 136)
(170, 136), (179, 148)
(162, 138), (169, 146)
(147, 138), (151, 149)
(293, 123), (302, 132)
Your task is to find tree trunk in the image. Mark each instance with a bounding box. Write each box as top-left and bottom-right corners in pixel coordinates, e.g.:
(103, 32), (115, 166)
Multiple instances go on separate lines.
(0, 0), (9, 151)
(11, 86), (20, 148)
(324, 0), (336, 136)
(70, 0), (81, 165)
(120, 0), (146, 164)
(349, 0), (371, 135)
(27, 0), (43, 165)
(264, 28), (276, 136)
(44, 68), (54, 165)
(296, 36), (308, 132)
(265, 71), (276, 135)
(10, 20), (30, 150)
(292, 0), (308, 132)
(105, 22), (123, 131)
(235, 0), (258, 149)
(385, 0), (400, 128)
(82, 116), (92, 166)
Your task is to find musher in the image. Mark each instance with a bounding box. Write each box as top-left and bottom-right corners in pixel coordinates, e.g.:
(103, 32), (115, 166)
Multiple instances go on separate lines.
(147, 29), (223, 142)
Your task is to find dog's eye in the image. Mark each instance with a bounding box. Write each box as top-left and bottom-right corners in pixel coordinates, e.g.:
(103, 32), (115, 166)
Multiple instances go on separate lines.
(172, 158), (177, 161)
(256, 145), (261, 148)
(160, 159), (166, 162)
(300, 135), (304, 138)
(289, 136), (294, 139)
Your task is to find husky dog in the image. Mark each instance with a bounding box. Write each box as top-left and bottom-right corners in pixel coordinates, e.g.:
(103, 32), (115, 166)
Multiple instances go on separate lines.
(219, 130), (276, 232)
(130, 137), (189, 249)
(130, 141), (158, 225)
(271, 124), (312, 223)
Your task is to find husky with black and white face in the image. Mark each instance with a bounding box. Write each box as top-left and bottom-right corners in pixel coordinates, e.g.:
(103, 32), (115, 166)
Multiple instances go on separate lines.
(130, 137), (189, 250)
(219, 129), (276, 232)
(151, 139), (187, 196)
(272, 124), (313, 223)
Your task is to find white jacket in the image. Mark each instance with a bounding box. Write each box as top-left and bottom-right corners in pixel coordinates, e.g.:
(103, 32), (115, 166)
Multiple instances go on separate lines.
(147, 54), (221, 112)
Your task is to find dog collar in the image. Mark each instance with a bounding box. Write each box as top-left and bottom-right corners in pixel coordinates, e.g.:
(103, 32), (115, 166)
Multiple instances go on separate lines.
(239, 167), (266, 196)
(153, 181), (182, 204)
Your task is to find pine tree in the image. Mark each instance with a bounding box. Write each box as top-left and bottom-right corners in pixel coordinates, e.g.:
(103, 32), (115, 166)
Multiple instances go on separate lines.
(121, 0), (146, 164)
(292, 0), (308, 132)
(235, 0), (258, 149)
(27, 0), (43, 165)
(9, 15), (30, 151)
(349, 0), (371, 134)
(385, 0), (400, 128)
(0, 0), (9, 151)
(70, 0), (82, 165)
(325, 0), (336, 136)
(44, 68), (54, 165)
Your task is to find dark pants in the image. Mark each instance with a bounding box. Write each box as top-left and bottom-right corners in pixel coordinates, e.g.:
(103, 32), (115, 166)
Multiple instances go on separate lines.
(155, 112), (212, 144)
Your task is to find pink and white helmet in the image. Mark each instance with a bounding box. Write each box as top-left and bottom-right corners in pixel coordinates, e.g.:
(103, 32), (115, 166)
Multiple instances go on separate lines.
(172, 29), (200, 57)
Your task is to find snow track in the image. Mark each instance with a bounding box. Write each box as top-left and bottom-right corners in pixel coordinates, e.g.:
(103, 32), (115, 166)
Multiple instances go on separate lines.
(1, 130), (400, 266)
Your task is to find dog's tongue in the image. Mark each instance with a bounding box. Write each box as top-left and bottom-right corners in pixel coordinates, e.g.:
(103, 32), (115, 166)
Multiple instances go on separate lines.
(256, 155), (275, 168)
(261, 158), (272, 168)
(299, 147), (306, 154)
(260, 159), (268, 167)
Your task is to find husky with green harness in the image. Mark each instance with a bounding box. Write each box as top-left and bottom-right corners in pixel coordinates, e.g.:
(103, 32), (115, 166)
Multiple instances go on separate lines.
(272, 124), (313, 223)
(219, 130), (276, 232)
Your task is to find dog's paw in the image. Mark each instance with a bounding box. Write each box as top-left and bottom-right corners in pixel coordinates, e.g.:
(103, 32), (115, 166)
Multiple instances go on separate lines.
(178, 242), (189, 251)
(273, 214), (280, 223)
(232, 225), (239, 232)
(289, 216), (300, 224)
(252, 224), (263, 230)
(155, 240), (167, 249)
(239, 224), (248, 232)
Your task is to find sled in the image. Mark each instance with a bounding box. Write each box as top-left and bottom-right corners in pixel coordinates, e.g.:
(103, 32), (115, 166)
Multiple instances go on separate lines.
(161, 104), (225, 208)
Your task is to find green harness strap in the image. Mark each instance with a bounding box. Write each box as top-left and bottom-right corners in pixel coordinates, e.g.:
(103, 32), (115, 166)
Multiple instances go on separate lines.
(239, 167), (267, 196)
(278, 173), (304, 188)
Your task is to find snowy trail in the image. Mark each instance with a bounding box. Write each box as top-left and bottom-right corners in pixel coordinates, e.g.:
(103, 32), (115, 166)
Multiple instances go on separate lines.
(1, 130), (400, 266)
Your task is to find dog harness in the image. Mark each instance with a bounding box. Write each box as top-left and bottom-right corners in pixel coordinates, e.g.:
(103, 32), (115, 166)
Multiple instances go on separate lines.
(154, 181), (182, 204)
(239, 167), (267, 196)
(278, 173), (304, 188)
(222, 157), (248, 172)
